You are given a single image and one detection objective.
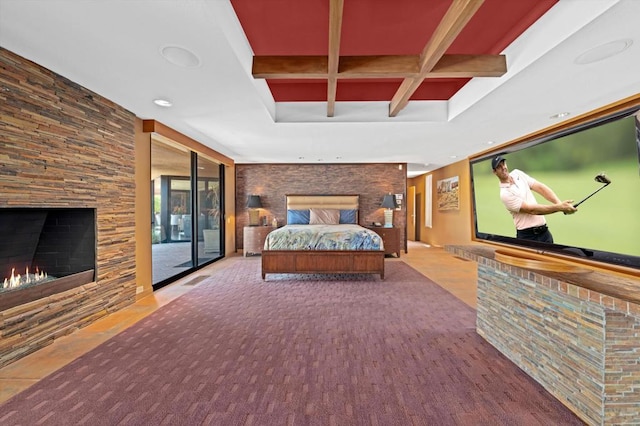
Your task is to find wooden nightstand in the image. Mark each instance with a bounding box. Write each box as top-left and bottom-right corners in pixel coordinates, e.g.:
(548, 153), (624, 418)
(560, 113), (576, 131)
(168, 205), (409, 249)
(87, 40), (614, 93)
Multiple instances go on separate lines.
(367, 226), (401, 257)
(243, 226), (275, 256)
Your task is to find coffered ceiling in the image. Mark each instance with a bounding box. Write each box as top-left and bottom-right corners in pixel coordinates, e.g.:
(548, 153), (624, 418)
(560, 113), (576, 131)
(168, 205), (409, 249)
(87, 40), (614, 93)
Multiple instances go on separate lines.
(1, 0), (639, 176)
(238, 0), (544, 116)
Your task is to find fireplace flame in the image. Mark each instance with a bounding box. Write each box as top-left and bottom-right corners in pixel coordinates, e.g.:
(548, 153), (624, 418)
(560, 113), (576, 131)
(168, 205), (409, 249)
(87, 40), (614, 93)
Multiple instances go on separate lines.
(2, 266), (48, 290)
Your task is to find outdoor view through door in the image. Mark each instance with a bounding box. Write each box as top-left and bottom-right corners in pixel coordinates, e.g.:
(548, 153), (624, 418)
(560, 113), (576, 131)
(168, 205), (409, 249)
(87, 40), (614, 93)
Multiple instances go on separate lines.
(151, 137), (224, 287)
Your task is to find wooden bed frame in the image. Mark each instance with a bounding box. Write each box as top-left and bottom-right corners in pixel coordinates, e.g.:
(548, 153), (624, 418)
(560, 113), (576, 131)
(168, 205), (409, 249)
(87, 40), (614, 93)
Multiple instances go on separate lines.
(261, 195), (385, 280)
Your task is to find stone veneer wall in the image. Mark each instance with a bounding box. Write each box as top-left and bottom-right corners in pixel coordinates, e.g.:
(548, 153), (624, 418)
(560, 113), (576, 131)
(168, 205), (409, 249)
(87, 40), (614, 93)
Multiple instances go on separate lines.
(0, 48), (137, 368)
(235, 163), (407, 251)
(448, 246), (640, 426)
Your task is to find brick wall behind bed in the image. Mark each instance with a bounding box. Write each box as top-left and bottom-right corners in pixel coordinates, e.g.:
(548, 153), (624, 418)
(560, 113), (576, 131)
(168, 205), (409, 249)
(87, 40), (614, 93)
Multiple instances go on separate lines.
(235, 163), (407, 252)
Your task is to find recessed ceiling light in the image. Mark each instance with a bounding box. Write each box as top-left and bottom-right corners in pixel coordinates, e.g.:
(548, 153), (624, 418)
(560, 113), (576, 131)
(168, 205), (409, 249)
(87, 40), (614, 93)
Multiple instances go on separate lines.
(160, 45), (201, 68)
(487, 141), (495, 145)
(450, 155), (458, 159)
(550, 112), (570, 119)
(574, 39), (633, 65)
(153, 98), (172, 107)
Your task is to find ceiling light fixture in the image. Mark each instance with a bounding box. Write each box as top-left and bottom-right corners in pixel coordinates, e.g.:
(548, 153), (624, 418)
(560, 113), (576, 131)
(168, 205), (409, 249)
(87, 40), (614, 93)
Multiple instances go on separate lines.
(574, 39), (633, 65)
(550, 112), (570, 119)
(160, 45), (201, 68)
(153, 99), (173, 107)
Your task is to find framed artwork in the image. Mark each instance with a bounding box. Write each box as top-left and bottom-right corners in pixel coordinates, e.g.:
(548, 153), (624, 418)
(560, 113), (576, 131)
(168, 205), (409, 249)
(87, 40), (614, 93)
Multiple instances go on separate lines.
(437, 176), (459, 211)
(394, 193), (403, 210)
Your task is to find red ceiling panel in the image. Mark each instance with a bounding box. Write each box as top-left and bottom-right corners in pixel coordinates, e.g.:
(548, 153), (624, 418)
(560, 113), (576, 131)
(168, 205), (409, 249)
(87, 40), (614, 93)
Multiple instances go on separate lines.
(339, 1), (451, 55)
(232, 0), (330, 55)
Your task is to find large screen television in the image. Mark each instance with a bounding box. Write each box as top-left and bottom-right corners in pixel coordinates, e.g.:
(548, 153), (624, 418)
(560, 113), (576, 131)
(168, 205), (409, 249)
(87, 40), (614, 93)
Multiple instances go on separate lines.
(470, 105), (640, 270)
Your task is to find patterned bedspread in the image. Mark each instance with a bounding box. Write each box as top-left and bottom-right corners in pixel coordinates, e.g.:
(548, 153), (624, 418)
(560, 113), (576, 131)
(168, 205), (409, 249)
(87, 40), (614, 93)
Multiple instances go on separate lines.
(264, 224), (384, 251)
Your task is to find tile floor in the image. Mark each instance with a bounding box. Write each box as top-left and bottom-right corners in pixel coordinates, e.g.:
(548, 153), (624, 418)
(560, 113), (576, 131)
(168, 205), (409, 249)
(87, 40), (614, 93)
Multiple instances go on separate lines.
(0, 241), (477, 403)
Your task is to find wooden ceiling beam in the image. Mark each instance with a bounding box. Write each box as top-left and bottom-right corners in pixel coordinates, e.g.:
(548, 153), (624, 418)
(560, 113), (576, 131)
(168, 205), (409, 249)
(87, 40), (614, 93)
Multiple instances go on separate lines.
(252, 53), (505, 79)
(252, 56), (329, 79)
(389, 0), (485, 117)
(427, 54), (506, 78)
(327, 0), (344, 117)
(338, 55), (419, 77)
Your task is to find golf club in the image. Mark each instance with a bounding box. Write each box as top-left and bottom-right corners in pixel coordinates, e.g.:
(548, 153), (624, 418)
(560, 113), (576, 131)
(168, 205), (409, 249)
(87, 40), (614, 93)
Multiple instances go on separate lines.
(573, 173), (612, 208)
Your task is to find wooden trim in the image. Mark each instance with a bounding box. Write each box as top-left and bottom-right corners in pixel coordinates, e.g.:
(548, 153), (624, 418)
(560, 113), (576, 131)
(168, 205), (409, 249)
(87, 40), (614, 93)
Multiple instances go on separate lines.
(142, 120), (234, 166)
(484, 241), (640, 279)
(494, 250), (592, 274)
(134, 118), (153, 299)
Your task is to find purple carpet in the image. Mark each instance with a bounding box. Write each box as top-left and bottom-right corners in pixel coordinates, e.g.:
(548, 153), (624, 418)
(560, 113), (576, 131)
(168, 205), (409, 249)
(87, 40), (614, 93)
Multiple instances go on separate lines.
(0, 260), (584, 425)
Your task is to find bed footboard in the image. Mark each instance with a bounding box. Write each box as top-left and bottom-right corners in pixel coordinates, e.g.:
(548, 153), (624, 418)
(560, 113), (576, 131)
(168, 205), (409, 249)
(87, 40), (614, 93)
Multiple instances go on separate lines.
(261, 250), (385, 280)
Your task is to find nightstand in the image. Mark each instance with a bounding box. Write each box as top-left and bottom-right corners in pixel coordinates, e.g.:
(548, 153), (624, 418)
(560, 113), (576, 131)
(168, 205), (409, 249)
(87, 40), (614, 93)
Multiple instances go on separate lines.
(243, 226), (275, 256)
(367, 226), (401, 257)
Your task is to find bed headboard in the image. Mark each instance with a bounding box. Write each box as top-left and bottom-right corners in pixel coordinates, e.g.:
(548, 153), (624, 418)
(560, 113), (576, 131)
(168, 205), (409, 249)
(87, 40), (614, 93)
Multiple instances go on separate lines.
(286, 194), (359, 210)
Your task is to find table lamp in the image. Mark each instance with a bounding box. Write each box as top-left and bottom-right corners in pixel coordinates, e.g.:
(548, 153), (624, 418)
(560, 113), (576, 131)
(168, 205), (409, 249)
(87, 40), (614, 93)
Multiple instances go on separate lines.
(246, 195), (262, 226)
(381, 194), (397, 228)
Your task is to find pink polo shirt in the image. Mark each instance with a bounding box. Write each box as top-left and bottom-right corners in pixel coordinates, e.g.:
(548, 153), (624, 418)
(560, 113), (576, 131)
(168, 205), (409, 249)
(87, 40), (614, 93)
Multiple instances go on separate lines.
(499, 169), (546, 230)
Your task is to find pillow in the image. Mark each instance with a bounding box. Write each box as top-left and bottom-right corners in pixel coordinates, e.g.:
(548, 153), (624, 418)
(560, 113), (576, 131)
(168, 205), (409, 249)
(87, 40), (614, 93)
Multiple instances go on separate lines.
(309, 208), (340, 225)
(287, 209), (310, 225)
(339, 209), (358, 224)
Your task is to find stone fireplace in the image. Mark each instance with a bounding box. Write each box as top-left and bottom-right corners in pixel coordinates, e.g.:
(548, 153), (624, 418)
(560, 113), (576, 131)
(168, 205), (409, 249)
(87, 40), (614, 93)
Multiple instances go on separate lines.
(1, 46), (138, 368)
(0, 208), (96, 311)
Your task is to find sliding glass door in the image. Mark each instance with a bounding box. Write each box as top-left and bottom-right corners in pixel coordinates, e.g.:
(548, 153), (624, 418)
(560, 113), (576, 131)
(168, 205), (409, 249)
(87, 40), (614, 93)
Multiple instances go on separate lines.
(196, 155), (222, 267)
(151, 137), (224, 288)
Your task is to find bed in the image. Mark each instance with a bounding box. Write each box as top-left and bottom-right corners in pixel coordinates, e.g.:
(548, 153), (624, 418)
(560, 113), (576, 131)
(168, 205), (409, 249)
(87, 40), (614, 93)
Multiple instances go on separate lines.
(261, 195), (386, 280)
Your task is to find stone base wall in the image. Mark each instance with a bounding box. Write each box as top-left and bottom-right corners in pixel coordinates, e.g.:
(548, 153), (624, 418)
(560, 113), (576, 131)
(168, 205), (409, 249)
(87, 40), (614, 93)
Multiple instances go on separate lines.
(448, 246), (640, 426)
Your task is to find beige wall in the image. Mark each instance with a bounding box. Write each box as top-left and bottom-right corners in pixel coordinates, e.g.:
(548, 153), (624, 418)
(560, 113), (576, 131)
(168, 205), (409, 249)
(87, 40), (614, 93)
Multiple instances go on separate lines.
(408, 159), (473, 247)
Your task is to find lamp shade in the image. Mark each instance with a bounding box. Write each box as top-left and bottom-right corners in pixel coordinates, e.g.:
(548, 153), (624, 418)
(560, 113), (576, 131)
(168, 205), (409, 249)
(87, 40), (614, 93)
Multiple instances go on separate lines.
(246, 195), (262, 208)
(381, 194), (396, 209)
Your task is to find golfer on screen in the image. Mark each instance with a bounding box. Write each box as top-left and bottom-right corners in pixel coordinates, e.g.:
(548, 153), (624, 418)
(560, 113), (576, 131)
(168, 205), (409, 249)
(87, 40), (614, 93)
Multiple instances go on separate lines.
(492, 155), (577, 243)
